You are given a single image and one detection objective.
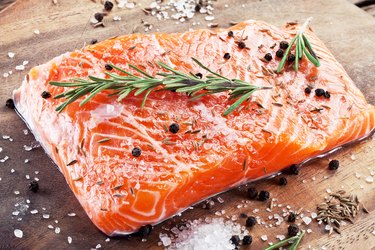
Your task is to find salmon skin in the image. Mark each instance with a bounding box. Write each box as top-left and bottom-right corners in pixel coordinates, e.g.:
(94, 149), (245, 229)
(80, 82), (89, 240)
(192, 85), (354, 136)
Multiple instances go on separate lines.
(13, 20), (375, 236)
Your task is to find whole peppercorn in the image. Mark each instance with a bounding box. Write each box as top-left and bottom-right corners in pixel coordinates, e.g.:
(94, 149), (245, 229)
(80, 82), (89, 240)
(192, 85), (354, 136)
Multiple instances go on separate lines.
(328, 159), (339, 170)
(278, 177), (288, 186)
(5, 99), (15, 109)
(304, 87), (312, 94)
(195, 73), (203, 79)
(223, 53), (231, 60)
(276, 49), (284, 58)
(315, 88), (325, 97)
(138, 224), (152, 237)
(247, 187), (258, 200)
(286, 164), (300, 175)
(287, 54), (296, 62)
(264, 53), (273, 61)
(288, 212), (297, 222)
(246, 216), (257, 227)
(228, 30), (234, 37)
(242, 235), (253, 245)
(230, 235), (240, 246)
(131, 147), (141, 157)
(238, 41), (246, 49)
(105, 64), (113, 70)
(90, 39), (98, 44)
(169, 123), (179, 134)
(194, 4), (201, 12)
(258, 190), (270, 201)
(41, 91), (51, 99)
(104, 1), (114, 11)
(288, 224), (299, 237)
(324, 91), (331, 99)
(280, 41), (289, 49)
(94, 12), (104, 22)
(29, 181), (39, 193)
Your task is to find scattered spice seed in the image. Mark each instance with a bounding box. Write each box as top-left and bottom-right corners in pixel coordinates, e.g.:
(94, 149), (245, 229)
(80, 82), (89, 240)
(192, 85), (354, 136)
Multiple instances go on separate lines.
(6, 99), (15, 109)
(104, 1), (113, 11)
(328, 160), (339, 170)
(276, 49), (284, 58)
(245, 216), (257, 227)
(223, 53), (231, 60)
(238, 41), (246, 49)
(278, 177), (288, 186)
(258, 190), (270, 201)
(230, 235), (240, 246)
(288, 224), (299, 237)
(131, 147), (141, 157)
(29, 181), (39, 192)
(287, 54), (295, 62)
(264, 53), (273, 61)
(97, 138), (111, 143)
(90, 39), (98, 44)
(280, 41), (289, 49)
(242, 235), (252, 245)
(105, 64), (113, 70)
(228, 30), (234, 37)
(315, 88), (325, 97)
(138, 225), (152, 237)
(67, 160), (77, 166)
(288, 212), (297, 222)
(41, 91), (51, 99)
(247, 187), (258, 200)
(169, 123), (179, 134)
(305, 87), (312, 94)
(94, 13), (104, 22)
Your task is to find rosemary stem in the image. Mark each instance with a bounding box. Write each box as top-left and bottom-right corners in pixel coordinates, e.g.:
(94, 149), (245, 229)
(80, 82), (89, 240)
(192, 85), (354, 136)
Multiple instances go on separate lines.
(262, 231), (305, 250)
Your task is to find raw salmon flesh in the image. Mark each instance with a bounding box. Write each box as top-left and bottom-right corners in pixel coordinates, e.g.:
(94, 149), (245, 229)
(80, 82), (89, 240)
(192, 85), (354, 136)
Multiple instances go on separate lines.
(13, 20), (375, 236)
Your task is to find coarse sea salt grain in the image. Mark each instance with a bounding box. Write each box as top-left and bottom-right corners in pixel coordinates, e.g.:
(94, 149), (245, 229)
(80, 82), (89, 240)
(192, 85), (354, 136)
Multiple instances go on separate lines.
(96, 244), (101, 249)
(8, 52), (15, 58)
(276, 235), (285, 240)
(14, 229), (23, 238)
(55, 227), (61, 234)
(43, 214), (50, 219)
(365, 176), (373, 183)
(261, 235), (268, 241)
(302, 216), (312, 225)
(30, 209), (38, 214)
(68, 236), (72, 244)
(15, 65), (25, 71)
(68, 212), (76, 217)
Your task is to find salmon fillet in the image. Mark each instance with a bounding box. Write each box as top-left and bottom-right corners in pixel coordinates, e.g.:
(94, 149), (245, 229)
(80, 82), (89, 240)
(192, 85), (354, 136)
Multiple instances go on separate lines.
(13, 20), (375, 236)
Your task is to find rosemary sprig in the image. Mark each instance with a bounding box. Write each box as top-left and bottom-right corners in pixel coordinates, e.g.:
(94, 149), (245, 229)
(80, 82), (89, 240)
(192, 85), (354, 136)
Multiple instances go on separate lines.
(49, 58), (271, 116)
(263, 230), (305, 250)
(277, 17), (320, 73)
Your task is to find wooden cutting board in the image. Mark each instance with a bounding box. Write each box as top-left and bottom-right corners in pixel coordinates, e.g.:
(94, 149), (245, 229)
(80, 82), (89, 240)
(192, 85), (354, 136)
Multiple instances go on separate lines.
(0, 0), (374, 249)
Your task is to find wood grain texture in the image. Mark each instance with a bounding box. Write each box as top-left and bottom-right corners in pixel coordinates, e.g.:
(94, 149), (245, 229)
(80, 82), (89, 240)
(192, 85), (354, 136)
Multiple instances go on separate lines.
(0, 0), (374, 249)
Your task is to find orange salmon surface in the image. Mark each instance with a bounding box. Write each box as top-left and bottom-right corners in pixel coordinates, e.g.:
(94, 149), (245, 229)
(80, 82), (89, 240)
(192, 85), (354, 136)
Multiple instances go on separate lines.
(13, 20), (375, 236)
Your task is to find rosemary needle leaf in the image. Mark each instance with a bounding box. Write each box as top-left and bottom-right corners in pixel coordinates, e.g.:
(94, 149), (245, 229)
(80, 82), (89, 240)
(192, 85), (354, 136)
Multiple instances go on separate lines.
(141, 88), (154, 108)
(80, 82), (113, 106)
(289, 231), (305, 250)
(223, 90), (254, 116)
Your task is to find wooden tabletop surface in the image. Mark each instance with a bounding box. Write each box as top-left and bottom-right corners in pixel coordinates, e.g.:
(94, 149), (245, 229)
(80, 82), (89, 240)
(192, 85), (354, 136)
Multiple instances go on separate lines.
(0, 0), (374, 249)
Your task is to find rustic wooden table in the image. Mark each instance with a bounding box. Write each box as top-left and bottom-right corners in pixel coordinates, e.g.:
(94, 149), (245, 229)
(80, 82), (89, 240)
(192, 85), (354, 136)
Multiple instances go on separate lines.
(0, 0), (374, 249)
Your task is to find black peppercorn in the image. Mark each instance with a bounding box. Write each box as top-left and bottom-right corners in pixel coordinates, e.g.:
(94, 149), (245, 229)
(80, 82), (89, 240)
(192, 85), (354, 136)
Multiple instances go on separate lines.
(280, 41), (289, 50)
(195, 4), (201, 12)
(287, 54), (296, 62)
(29, 181), (39, 193)
(246, 216), (257, 227)
(242, 235), (252, 245)
(169, 123), (179, 134)
(276, 49), (284, 58)
(41, 91), (51, 99)
(278, 177), (288, 186)
(230, 235), (240, 246)
(284, 164), (300, 175)
(105, 64), (113, 70)
(264, 53), (273, 61)
(5, 99), (15, 109)
(131, 147), (141, 157)
(94, 12), (104, 22)
(104, 1), (114, 11)
(138, 224), (152, 237)
(90, 39), (98, 45)
(258, 190), (270, 201)
(238, 41), (246, 49)
(247, 187), (258, 200)
(305, 87), (312, 94)
(328, 159), (339, 170)
(228, 30), (234, 37)
(315, 88), (325, 97)
(223, 53), (231, 60)
(324, 91), (331, 99)
(288, 224), (299, 237)
(288, 212), (297, 222)
(195, 73), (203, 79)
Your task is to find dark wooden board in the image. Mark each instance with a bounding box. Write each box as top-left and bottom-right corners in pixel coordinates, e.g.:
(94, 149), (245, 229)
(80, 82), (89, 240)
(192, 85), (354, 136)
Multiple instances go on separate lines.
(0, 0), (374, 249)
